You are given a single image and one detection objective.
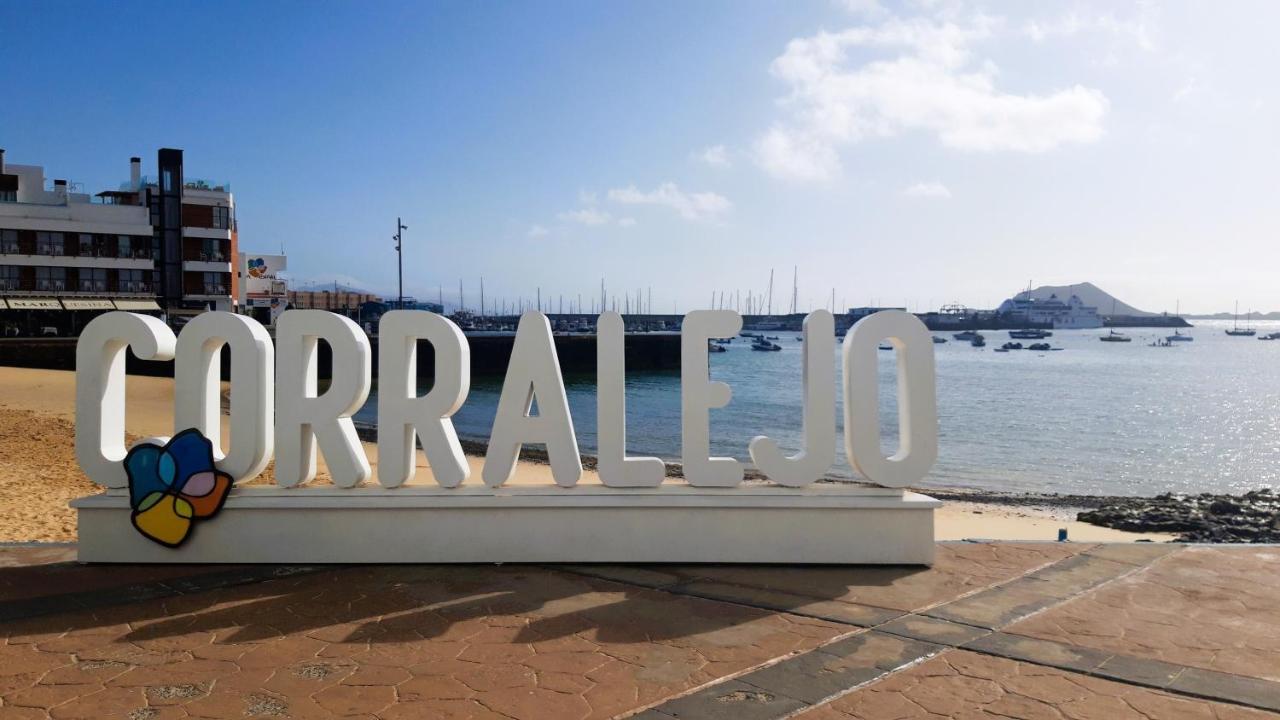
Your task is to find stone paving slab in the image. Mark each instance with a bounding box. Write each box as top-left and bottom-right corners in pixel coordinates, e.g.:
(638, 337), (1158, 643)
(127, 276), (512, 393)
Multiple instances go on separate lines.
(925, 553), (1142, 628)
(569, 542), (1094, 617)
(1006, 546), (1280, 683)
(790, 649), (1279, 720)
(0, 546), (250, 604)
(1, 543), (1278, 719)
(0, 562), (847, 719)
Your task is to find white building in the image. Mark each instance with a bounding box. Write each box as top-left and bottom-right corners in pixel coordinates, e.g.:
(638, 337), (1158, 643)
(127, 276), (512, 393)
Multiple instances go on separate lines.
(0, 148), (236, 335)
(237, 252), (288, 325)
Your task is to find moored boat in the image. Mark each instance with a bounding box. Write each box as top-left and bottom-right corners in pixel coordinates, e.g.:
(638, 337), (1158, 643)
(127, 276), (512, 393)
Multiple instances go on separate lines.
(1226, 301), (1256, 336)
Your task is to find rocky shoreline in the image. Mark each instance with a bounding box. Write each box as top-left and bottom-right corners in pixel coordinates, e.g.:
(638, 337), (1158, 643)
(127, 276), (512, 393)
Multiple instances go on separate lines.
(925, 486), (1280, 543)
(1076, 489), (1280, 543)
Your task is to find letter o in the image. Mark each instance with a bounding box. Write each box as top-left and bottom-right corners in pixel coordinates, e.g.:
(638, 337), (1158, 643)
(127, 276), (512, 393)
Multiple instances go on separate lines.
(174, 312), (274, 482)
(842, 310), (938, 488)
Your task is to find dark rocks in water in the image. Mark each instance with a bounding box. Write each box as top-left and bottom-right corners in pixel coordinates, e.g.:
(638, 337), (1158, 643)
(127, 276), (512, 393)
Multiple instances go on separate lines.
(1077, 488), (1280, 543)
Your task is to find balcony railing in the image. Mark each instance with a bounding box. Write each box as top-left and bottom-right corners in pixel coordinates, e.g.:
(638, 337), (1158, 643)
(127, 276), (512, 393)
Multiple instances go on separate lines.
(79, 280), (108, 293)
(36, 246), (64, 256)
(119, 282), (153, 294)
(201, 284), (229, 296)
(0, 280), (17, 291)
(198, 252), (227, 262)
(0, 244), (18, 255)
(35, 280), (66, 292)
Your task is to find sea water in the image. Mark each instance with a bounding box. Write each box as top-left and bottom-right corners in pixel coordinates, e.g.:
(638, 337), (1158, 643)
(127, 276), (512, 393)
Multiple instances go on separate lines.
(354, 319), (1280, 497)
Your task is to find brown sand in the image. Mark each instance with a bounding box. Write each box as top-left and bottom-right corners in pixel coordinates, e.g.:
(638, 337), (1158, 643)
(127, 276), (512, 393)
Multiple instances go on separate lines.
(0, 366), (1171, 544)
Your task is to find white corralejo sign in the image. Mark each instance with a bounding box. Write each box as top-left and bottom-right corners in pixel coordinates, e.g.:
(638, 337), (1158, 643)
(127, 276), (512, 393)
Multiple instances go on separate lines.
(72, 309), (941, 564)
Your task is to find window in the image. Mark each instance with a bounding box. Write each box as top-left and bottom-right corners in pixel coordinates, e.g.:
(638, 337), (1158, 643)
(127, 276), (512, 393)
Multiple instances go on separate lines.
(0, 265), (17, 291)
(117, 235), (132, 258)
(162, 170), (173, 192)
(201, 272), (227, 295)
(78, 234), (95, 256)
(0, 191), (14, 203)
(79, 268), (107, 293)
(0, 230), (17, 254)
(200, 238), (225, 261)
(36, 232), (64, 256)
(211, 206), (231, 230)
(119, 269), (148, 293)
(35, 266), (66, 292)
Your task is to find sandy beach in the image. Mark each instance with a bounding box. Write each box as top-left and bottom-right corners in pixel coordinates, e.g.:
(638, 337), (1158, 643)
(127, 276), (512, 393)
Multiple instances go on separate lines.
(0, 366), (1172, 544)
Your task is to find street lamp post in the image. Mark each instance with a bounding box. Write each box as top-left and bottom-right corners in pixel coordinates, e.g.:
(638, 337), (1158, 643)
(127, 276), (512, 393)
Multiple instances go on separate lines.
(394, 217), (408, 308)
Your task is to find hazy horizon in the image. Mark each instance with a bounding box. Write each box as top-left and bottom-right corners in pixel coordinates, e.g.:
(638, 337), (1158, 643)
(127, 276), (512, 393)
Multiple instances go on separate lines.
(2, 0), (1277, 315)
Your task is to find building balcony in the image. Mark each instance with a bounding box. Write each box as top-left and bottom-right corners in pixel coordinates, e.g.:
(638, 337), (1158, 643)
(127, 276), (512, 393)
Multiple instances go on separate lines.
(182, 259), (232, 273)
(118, 282), (153, 294)
(0, 252), (154, 270)
(182, 227), (232, 241)
(184, 285), (230, 300)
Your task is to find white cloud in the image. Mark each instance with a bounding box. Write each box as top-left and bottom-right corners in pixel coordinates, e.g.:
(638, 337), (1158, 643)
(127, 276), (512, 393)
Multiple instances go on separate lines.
(527, 224), (550, 238)
(607, 182), (732, 222)
(557, 208), (613, 226)
(903, 181), (951, 198)
(617, 217), (637, 228)
(693, 144), (732, 168)
(1023, 10), (1158, 52)
(756, 14), (1110, 181)
(755, 127), (842, 182)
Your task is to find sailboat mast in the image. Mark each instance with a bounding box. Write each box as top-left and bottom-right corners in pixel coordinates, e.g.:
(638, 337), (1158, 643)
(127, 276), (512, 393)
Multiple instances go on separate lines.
(767, 269), (774, 316)
(783, 266), (793, 313)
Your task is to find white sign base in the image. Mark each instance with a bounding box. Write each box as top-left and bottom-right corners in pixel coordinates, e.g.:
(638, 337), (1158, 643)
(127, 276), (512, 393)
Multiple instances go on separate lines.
(72, 486), (939, 565)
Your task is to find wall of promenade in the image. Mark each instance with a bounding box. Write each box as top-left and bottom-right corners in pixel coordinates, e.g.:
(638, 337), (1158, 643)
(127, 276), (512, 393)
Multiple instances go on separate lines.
(0, 332), (684, 379)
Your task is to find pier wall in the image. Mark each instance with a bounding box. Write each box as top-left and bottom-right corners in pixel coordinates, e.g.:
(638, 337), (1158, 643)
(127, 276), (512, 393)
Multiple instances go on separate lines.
(0, 333), (683, 380)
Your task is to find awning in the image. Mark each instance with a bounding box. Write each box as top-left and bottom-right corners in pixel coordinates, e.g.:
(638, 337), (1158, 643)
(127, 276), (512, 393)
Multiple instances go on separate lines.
(5, 298), (63, 310)
(62, 299), (116, 310)
(113, 299), (162, 311)
(0, 299), (7, 310)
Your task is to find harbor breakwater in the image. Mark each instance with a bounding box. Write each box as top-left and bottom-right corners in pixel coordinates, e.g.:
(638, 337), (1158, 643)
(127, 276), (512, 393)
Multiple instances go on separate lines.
(0, 332), (683, 379)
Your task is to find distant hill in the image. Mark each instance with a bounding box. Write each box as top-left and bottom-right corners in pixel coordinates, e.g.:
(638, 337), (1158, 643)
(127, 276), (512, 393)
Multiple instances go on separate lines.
(1020, 282), (1150, 317)
(1185, 311), (1280, 320)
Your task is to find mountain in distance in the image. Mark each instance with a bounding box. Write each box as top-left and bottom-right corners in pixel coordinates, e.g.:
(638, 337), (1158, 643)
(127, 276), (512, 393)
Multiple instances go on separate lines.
(1021, 282), (1151, 317)
(1184, 310), (1280, 320)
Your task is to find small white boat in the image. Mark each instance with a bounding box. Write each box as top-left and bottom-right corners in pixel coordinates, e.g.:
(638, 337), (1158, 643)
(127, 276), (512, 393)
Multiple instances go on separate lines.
(751, 337), (782, 352)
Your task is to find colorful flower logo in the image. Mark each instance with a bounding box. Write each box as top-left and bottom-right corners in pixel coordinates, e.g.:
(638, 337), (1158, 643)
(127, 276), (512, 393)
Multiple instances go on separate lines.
(124, 429), (233, 548)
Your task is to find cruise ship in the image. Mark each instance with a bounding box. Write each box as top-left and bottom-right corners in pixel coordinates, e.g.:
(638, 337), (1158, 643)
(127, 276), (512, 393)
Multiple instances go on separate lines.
(997, 292), (1104, 329)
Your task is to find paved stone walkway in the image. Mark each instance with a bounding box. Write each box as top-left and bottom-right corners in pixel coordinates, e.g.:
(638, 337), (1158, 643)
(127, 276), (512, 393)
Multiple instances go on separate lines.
(0, 542), (1276, 719)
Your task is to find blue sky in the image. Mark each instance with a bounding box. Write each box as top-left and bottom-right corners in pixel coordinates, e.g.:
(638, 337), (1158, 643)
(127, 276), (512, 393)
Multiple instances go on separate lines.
(2, 1), (1277, 314)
